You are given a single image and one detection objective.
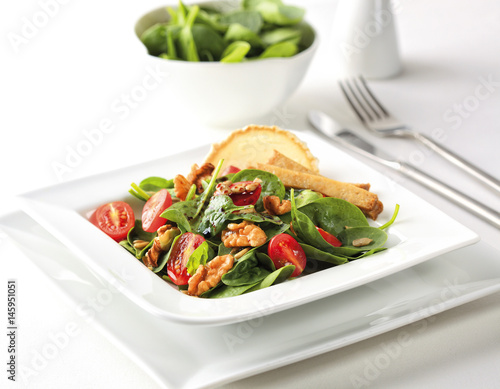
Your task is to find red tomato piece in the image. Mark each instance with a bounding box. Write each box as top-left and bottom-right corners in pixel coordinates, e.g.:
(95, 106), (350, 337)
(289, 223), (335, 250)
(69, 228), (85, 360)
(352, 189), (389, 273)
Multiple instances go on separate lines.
(91, 201), (135, 242)
(229, 181), (262, 206)
(142, 189), (172, 233)
(167, 232), (205, 285)
(221, 165), (241, 176)
(316, 226), (342, 247)
(267, 233), (307, 277)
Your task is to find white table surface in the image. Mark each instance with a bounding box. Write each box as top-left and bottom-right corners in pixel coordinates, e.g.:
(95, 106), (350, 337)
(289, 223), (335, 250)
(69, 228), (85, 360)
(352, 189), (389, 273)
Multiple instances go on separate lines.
(1, 0), (499, 388)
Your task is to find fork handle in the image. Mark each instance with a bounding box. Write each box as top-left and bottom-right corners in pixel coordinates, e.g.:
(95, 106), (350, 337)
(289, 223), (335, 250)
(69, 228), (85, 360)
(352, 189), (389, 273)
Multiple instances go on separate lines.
(398, 162), (500, 229)
(412, 132), (500, 194)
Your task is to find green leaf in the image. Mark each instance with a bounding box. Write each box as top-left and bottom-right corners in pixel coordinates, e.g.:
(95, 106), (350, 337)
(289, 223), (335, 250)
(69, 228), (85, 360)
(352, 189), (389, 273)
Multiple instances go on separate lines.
(191, 24), (227, 61)
(218, 10), (263, 33)
(224, 23), (264, 49)
(259, 41), (298, 58)
(337, 226), (388, 252)
(222, 266), (270, 286)
(221, 41), (251, 62)
(298, 197), (369, 236)
(140, 23), (169, 56)
(200, 282), (260, 298)
(243, 0), (283, 11)
(161, 206), (192, 233)
(178, 5), (200, 61)
(119, 240), (136, 255)
(260, 27), (301, 46)
(299, 243), (348, 266)
(256, 2), (305, 26)
(246, 264), (295, 292)
(186, 241), (213, 276)
(139, 176), (174, 191)
(127, 220), (156, 259)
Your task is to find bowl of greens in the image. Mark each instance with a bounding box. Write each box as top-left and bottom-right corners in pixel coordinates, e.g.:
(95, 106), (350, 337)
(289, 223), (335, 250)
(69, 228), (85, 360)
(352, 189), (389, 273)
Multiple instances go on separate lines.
(135, 0), (318, 126)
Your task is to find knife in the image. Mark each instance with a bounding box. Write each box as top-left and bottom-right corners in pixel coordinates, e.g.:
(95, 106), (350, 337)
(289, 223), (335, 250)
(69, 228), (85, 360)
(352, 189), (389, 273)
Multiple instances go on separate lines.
(308, 110), (500, 229)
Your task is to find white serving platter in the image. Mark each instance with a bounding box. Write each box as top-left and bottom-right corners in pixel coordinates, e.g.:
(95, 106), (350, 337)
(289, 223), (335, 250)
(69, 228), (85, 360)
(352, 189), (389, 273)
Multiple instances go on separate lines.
(16, 131), (479, 325)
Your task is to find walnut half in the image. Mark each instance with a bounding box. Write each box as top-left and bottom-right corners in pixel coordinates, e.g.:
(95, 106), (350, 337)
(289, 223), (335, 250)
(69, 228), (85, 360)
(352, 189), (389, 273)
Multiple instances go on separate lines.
(221, 221), (267, 248)
(143, 225), (181, 269)
(187, 254), (234, 296)
(263, 195), (291, 215)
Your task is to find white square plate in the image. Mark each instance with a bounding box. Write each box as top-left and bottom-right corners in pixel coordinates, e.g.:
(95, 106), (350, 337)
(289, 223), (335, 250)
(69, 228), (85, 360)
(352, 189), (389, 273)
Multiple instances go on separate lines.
(17, 131), (479, 326)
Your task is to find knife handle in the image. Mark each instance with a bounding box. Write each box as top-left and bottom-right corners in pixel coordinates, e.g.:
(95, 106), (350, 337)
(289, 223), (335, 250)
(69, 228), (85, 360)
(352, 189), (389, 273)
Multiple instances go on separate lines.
(414, 132), (500, 194)
(399, 162), (500, 229)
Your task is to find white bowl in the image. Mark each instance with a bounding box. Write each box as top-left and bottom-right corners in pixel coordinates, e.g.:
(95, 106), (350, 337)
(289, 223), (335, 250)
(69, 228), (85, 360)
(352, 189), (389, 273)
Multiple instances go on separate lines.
(134, 3), (318, 127)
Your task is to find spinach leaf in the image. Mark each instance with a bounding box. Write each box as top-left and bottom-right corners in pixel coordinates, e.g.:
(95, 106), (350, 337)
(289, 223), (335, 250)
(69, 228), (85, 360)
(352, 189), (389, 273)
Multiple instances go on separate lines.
(260, 27), (301, 46)
(242, 0), (282, 11)
(221, 250), (258, 284)
(201, 282), (260, 298)
(139, 176), (174, 191)
(119, 240), (136, 255)
(298, 197), (369, 236)
(259, 41), (298, 58)
(161, 204), (194, 233)
(186, 241), (213, 275)
(299, 243), (348, 266)
(140, 24), (170, 56)
(127, 220), (156, 259)
(337, 226), (388, 252)
(246, 264), (295, 292)
(222, 266), (270, 286)
(195, 195), (248, 236)
(256, 2), (305, 26)
(218, 10), (263, 33)
(178, 5), (200, 61)
(221, 41), (251, 62)
(224, 23), (263, 49)
(292, 189), (323, 208)
(192, 24), (227, 61)
(256, 251), (276, 271)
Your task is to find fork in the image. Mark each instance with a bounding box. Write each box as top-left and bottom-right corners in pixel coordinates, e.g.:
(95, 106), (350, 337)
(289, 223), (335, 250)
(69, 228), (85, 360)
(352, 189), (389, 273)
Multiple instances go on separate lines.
(339, 76), (500, 194)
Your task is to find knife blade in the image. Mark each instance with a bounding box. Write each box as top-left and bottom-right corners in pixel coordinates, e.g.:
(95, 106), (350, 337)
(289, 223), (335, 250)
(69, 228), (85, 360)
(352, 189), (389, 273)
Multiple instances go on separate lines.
(308, 110), (500, 229)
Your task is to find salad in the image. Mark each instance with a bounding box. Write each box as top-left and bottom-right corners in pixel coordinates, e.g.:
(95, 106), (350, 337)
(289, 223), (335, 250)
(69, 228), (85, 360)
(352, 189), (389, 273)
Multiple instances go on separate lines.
(139, 0), (315, 62)
(89, 158), (398, 299)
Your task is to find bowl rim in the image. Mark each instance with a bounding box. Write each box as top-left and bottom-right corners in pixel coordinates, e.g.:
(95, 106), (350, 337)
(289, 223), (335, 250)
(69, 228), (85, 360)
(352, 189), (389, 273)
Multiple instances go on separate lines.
(134, 3), (319, 66)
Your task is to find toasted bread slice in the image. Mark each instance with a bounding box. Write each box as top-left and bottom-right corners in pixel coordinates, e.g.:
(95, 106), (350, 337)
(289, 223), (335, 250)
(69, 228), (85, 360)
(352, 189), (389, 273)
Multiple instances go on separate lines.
(205, 125), (319, 174)
(256, 163), (383, 220)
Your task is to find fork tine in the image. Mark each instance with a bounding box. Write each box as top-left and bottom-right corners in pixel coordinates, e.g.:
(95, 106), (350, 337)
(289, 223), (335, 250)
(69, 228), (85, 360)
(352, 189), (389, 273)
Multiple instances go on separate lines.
(349, 77), (385, 120)
(338, 79), (370, 124)
(357, 76), (389, 117)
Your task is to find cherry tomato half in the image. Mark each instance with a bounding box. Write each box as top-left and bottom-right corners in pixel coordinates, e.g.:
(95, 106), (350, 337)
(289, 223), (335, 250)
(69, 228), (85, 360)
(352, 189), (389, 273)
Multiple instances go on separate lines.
(142, 189), (172, 233)
(316, 227), (342, 247)
(167, 232), (205, 285)
(267, 233), (307, 277)
(91, 201), (135, 242)
(229, 181), (262, 206)
(221, 165), (241, 176)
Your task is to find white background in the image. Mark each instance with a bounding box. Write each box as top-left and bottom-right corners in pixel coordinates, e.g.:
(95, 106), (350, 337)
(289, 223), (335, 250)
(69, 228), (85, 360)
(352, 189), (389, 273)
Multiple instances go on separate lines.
(1, 0), (500, 388)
